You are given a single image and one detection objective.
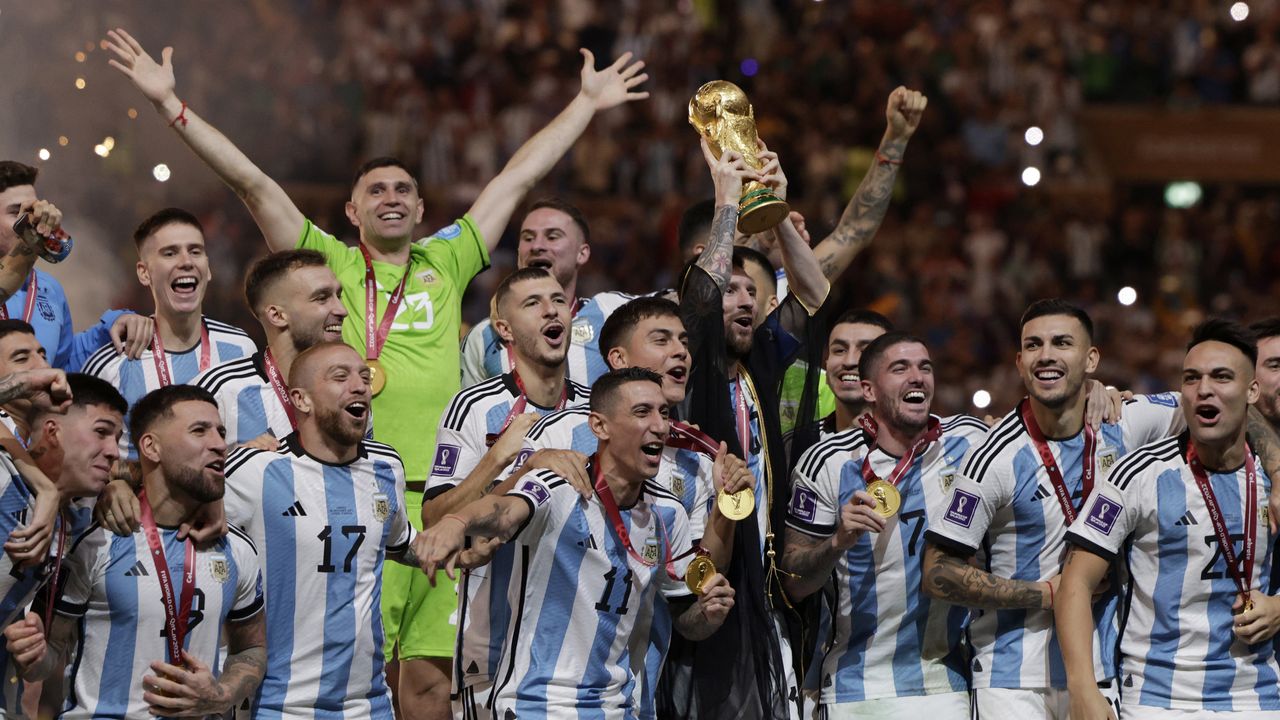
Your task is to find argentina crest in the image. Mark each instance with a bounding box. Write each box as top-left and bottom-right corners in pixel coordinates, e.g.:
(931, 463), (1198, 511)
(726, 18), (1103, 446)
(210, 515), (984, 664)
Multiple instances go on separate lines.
(208, 554), (230, 584)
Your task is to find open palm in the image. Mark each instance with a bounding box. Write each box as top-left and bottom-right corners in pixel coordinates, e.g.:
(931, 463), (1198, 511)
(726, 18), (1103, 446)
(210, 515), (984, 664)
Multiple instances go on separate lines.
(104, 28), (176, 105)
(578, 49), (649, 111)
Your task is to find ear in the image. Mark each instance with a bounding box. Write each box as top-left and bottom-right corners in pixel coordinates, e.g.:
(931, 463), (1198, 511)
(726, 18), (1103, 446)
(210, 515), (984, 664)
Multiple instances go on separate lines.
(493, 317), (515, 345)
(414, 197), (425, 226)
(588, 410), (609, 443)
(138, 433), (162, 465)
(576, 242), (591, 267)
(136, 260), (150, 288)
(262, 303), (289, 333)
(344, 200), (360, 229)
(606, 347), (627, 372)
(860, 379), (877, 404)
(691, 243), (706, 257)
(38, 418), (61, 451)
(764, 294), (779, 317)
(289, 388), (312, 415)
(1085, 346), (1101, 375)
(1015, 350), (1025, 376)
(1248, 378), (1261, 405)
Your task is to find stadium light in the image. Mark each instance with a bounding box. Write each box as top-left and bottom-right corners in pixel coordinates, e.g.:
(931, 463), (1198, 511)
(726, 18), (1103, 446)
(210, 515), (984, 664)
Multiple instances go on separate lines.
(1118, 286), (1137, 306)
(58, 136), (69, 147)
(1021, 167), (1041, 186)
(973, 390), (992, 409)
(1024, 126), (1044, 146)
(93, 144), (109, 158)
(1164, 181), (1202, 208)
(1231, 3), (1249, 21)
(153, 164), (171, 182)
(74, 78), (86, 90)
(37, 149), (50, 161)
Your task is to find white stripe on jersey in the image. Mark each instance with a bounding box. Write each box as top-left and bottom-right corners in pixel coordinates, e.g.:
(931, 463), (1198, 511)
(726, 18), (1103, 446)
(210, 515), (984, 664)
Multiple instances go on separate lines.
(1067, 436), (1280, 712)
(787, 416), (987, 703)
(55, 524), (261, 720)
(194, 351), (294, 446)
(82, 316), (257, 460)
(924, 394), (1182, 690)
(223, 434), (412, 720)
(493, 469), (693, 719)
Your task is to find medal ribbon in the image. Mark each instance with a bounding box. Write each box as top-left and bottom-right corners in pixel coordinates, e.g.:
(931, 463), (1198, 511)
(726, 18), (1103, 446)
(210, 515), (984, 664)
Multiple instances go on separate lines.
(0, 272), (37, 322)
(666, 421), (719, 457)
(263, 349), (297, 430)
(1188, 444), (1257, 606)
(359, 244), (410, 362)
(593, 460), (680, 581)
(856, 415), (942, 488)
(732, 378), (750, 456)
(138, 490), (196, 664)
(1020, 398), (1096, 523)
(150, 319), (211, 388)
(41, 513), (67, 632)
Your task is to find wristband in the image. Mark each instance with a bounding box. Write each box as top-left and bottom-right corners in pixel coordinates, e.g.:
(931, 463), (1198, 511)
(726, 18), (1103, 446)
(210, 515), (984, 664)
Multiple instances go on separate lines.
(168, 101), (189, 129)
(441, 513), (468, 531)
(875, 150), (903, 166)
(1046, 580), (1055, 610)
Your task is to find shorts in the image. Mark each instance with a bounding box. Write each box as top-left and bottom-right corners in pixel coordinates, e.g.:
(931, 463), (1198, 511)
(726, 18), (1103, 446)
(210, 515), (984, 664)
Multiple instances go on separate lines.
(1122, 705), (1279, 719)
(821, 691), (970, 719)
(975, 683), (1119, 720)
(381, 491), (459, 660)
(452, 681), (492, 720)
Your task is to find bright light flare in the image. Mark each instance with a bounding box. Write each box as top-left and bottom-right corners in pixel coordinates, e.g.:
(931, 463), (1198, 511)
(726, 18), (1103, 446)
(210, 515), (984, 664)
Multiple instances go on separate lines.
(153, 164), (171, 182)
(1118, 286), (1137, 306)
(973, 390), (992, 409)
(1024, 126), (1044, 146)
(1021, 167), (1041, 186)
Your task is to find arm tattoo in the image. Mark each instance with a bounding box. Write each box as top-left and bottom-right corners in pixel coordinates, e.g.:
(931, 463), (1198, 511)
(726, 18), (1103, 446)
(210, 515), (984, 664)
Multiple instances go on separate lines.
(781, 532), (842, 597)
(695, 205), (737, 292)
(219, 647), (267, 706)
(392, 540), (421, 568)
(816, 138), (905, 280)
(924, 545), (1045, 610)
(0, 373), (28, 405)
(1247, 406), (1280, 480)
(468, 498), (521, 541)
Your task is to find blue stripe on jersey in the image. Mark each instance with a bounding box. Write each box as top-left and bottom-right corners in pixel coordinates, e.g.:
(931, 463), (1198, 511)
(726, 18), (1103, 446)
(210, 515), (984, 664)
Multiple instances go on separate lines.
(94, 536), (140, 717)
(571, 422), (598, 454)
(486, 546), (516, 679)
(319, 464), (359, 715)
(891, 460), (927, 693)
(990, 448), (1047, 687)
(1140, 469), (1187, 707)
(1202, 472), (1245, 710)
(574, 299), (612, 384)
(218, 539), (241, 672)
(672, 450), (702, 516)
(834, 458), (878, 699)
(368, 459), (400, 710)
(233, 385), (270, 443)
(256, 457), (299, 719)
(0, 475), (33, 614)
(516, 506), (589, 718)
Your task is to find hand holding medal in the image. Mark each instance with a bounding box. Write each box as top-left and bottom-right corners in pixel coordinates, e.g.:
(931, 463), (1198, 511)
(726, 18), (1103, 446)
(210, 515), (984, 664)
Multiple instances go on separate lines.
(835, 489), (886, 550)
(710, 440), (755, 522)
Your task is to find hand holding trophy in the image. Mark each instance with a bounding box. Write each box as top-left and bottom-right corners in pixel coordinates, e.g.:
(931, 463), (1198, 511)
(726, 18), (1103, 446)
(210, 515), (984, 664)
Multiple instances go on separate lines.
(689, 81), (790, 234)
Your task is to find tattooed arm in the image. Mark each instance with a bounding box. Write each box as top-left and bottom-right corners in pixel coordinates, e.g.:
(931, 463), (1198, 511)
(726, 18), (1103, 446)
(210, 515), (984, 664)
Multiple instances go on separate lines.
(1247, 406), (1280, 534)
(413, 494), (534, 583)
(0, 236), (38, 306)
(812, 87), (927, 281)
(695, 139), (757, 291)
(781, 531), (845, 600)
(142, 606), (266, 716)
(921, 542), (1053, 610)
(1055, 546), (1115, 718)
(215, 610), (267, 710)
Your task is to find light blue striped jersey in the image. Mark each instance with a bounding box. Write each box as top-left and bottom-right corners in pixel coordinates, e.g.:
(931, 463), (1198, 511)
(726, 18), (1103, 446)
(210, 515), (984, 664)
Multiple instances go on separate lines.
(1067, 434), (1280, 712)
(518, 408), (715, 719)
(2, 269), (127, 371)
(492, 468), (694, 719)
(223, 434), (412, 720)
(425, 375), (589, 695)
(787, 415), (989, 703)
(82, 316), (256, 460)
(54, 523), (262, 720)
(459, 291), (638, 388)
(925, 393), (1184, 689)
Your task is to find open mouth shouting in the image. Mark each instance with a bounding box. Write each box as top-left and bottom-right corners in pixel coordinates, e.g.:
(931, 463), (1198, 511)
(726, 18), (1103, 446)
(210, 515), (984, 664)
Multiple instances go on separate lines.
(1193, 402), (1221, 428)
(640, 441), (664, 471)
(526, 257), (555, 271)
(541, 321), (566, 349)
(344, 400), (370, 422)
(171, 275), (200, 298)
(902, 389), (927, 405)
(665, 364), (688, 388)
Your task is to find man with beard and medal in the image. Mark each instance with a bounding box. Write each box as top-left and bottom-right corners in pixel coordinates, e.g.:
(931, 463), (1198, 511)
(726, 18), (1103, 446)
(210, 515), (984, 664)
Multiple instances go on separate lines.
(1058, 319), (1280, 719)
(194, 249), (349, 448)
(783, 332), (988, 718)
(922, 299), (1188, 719)
(415, 368), (735, 718)
(220, 342), (428, 718)
(5, 385), (266, 719)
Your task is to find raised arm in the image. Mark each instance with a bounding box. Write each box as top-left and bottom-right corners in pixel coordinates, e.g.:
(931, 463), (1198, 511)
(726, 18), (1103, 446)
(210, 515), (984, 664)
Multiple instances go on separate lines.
(921, 541), (1053, 610)
(104, 29), (303, 252)
(1055, 547), (1117, 720)
(812, 87), (927, 281)
(464, 49), (649, 250)
(696, 140), (757, 291)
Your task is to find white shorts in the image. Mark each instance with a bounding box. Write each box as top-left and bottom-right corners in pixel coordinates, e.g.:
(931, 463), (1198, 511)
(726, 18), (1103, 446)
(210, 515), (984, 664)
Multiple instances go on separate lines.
(975, 684), (1120, 720)
(821, 691), (971, 719)
(452, 681), (492, 720)
(1121, 704), (1279, 719)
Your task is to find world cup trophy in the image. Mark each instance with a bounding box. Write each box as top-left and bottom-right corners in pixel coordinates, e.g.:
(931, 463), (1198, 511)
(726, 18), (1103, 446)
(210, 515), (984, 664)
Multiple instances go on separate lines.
(688, 80), (790, 234)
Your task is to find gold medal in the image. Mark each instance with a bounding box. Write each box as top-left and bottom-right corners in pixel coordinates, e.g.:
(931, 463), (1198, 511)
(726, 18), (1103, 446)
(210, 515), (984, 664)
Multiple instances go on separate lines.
(367, 358), (387, 396)
(1244, 597), (1255, 613)
(717, 487), (754, 521)
(685, 554), (716, 595)
(866, 479), (900, 518)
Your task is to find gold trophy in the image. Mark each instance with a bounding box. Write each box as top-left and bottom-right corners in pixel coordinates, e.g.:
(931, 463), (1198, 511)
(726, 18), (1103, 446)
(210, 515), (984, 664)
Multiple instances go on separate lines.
(689, 80), (790, 234)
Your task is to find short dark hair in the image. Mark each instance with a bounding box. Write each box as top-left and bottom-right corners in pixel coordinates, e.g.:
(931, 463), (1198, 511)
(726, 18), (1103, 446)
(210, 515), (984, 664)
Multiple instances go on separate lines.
(244, 249), (330, 315)
(1248, 317), (1280, 343)
(524, 197), (590, 245)
(128, 385), (218, 447)
(351, 157), (416, 192)
(590, 367), (665, 415)
(598, 297), (682, 365)
(677, 199), (716, 252)
(1019, 298), (1094, 342)
(0, 161), (38, 194)
(493, 267), (556, 316)
(859, 330), (929, 380)
(831, 309), (893, 335)
(732, 246), (776, 293)
(133, 208), (204, 248)
(66, 373), (128, 416)
(1188, 318), (1257, 367)
(0, 319), (36, 344)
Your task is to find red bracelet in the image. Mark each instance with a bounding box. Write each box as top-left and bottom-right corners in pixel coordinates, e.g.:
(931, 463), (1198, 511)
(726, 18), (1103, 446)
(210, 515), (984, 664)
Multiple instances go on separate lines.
(168, 101), (188, 128)
(1046, 580), (1055, 610)
(875, 150), (903, 166)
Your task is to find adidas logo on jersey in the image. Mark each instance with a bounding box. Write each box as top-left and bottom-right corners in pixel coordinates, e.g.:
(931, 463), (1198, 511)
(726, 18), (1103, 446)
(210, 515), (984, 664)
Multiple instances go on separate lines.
(123, 560), (149, 577)
(576, 534), (599, 550)
(1174, 511), (1198, 526)
(1033, 485), (1052, 501)
(282, 501), (307, 517)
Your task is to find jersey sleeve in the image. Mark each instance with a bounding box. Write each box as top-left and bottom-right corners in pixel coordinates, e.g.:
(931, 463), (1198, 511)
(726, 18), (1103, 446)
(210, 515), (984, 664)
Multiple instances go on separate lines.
(54, 529), (105, 619)
(924, 451), (1014, 557)
(506, 472), (571, 542)
(459, 323), (490, 389)
(420, 216), (490, 289)
(785, 449), (844, 537)
(1065, 473), (1143, 562)
(425, 403), (489, 498)
(1122, 393), (1185, 447)
(226, 534), (265, 622)
(222, 451), (262, 532)
(660, 506), (695, 600)
(296, 219), (360, 276)
(387, 459), (414, 550)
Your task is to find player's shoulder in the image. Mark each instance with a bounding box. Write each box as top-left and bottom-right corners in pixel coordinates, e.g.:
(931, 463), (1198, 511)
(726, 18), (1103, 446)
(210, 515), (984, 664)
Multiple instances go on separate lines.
(959, 410), (1027, 480)
(225, 443), (284, 476)
(81, 342), (123, 377)
(463, 317), (496, 344)
(441, 374), (512, 430)
(363, 439), (405, 469)
(224, 522), (259, 557)
(940, 413), (991, 440)
(643, 479), (684, 508)
(1108, 435), (1183, 490)
(566, 378), (591, 402)
(194, 355), (261, 394)
(587, 290), (639, 312)
(67, 521), (108, 557)
(512, 467), (575, 504)
(203, 316), (253, 340)
(795, 427), (867, 479)
(528, 407), (590, 440)
(1124, 392), (1180, 409)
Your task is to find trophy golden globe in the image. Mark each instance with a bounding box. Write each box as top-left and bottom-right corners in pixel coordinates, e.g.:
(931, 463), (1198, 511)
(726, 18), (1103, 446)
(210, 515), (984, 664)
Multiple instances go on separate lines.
(688, 80), (790, 234)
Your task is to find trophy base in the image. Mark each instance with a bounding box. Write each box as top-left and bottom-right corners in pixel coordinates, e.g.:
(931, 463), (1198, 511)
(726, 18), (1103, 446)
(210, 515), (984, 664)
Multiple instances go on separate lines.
(737, 188), (790, 235)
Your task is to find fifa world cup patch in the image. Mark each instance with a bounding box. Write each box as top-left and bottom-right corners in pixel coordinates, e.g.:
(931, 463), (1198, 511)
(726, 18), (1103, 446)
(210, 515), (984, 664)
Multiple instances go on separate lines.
(944, 490), (979, 528)
(519, 479), (551, 506)
(208, 554), (230, 584)
(432, 444), (461, 476)
(513, 448), (533, 470)
(1147, 392), (1178, 407)
(789, 486), (819, 523)
(1085, 496), (1123, 535)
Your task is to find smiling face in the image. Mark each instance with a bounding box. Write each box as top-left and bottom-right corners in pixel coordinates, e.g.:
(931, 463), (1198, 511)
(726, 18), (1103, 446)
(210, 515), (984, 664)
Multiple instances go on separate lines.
(862, 341), (934, 435)
(273, 265), (347, 350)
(592, 379), (670, 482)
(606, 314), (690, 405)
(142, 400), (228, 504)
(723, 269), (757, 359)
(494, 275), (571, 371)
(136, 222), (211, 318)
(345, 165), (424, 247)
(55, 403), (123, 498)
(290, 344), (372, 447)
(1255, 335), (1280, 426)
(825, 322), (888, 405)
(517, 208), (590, 291)
(0, 329), (50, 417)
(1182, 340), (1258, 449)
(1016, 314), (1099, 409)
